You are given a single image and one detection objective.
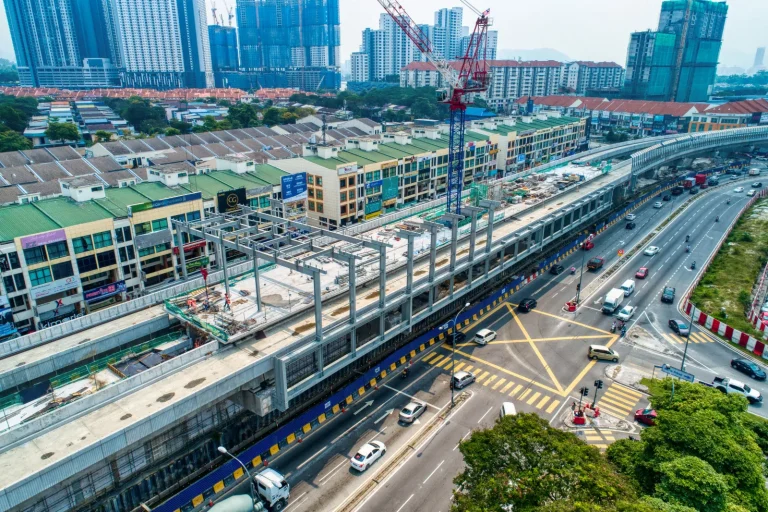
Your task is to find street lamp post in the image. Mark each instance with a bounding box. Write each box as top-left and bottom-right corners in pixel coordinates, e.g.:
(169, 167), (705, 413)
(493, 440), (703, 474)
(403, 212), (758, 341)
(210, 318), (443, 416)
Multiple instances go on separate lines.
(218, 446), (255, 507)
(681, 304), (697, 372)
(576, 240), (587, 303)
(449, 302), (471, 407)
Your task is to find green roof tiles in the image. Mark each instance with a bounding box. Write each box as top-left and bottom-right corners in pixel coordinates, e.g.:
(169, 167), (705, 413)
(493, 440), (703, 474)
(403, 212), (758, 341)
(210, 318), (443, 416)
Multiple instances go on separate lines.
(304, 156), (346, 169)
(99, 187), (151, 216)
(482, 117), (582, 136)
(0, 204), (60, 242)
(32, 197), (112, 227)
(249, 164), (288, 186)
(130, 182), (182, 201)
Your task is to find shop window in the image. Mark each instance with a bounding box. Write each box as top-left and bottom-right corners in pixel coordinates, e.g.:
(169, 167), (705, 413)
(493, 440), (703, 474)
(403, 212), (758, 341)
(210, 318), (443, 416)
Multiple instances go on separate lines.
(97, 251), (117, 268)
(29, 267), (52, 287)
(23, 246), (47, 265)
(93, 231), (113, 249)
(73, 236), (94, 254)
(51, 261), (74, 280)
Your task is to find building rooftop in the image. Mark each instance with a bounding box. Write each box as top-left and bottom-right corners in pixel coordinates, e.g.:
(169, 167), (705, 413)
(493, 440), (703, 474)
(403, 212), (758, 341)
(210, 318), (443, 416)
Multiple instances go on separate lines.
(704, 99), (768, 115)
(475, 116), (583, 136)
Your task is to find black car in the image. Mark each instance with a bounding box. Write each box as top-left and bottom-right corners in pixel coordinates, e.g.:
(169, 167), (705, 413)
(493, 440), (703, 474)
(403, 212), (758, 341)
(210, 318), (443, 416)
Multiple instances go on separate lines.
(626, 221), (636, 230)
(690, 187), (698, 195)
(671, 187), (684, 196)
(753, 182), (763, 188)
(663, 194), (672, 201)
(661, 286), (675, 303)
(446, 332), (467, 346)
(518, 298), (537, 312)
(550, 264), (565, 275)
(731, 358), (767, 380)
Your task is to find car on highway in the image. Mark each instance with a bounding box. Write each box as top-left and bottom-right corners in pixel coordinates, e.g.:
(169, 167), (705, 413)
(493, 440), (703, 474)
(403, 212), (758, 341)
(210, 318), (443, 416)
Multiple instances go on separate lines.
(588, 345), (619, 362)
(518, 298), (537, 312)
(616, 305), (635, 321)
(663, 194), (672, 201)
(350, 441), (386, 472)
(474, 328), (497, 345)
(500, 402), (517, 418)
(735, 187), (745, 193)
(748, 190), (756, 197)
(446, 331), (466, 346)
(731, 358), (767, 381)
(635, 267), (649, 279)
(550, 264), (565, 275)
(644, 246), (660, 256)
(661, 286), (676, 303)
(689, 187), (698, 195)
(399, 401), (427, 423)
(626, 221), (636, 230)
(634, 408), (657, 426)
(753, 182), (763, 188)
(626, 213), (636, 221)
(653, 201), (663, 208)
(668, 319), (690, 336)
(450, 370), (475, 389)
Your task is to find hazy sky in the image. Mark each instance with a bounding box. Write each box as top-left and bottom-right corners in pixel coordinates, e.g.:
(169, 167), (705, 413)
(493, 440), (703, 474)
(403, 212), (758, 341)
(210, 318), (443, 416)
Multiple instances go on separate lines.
(0, 0), (764, 70)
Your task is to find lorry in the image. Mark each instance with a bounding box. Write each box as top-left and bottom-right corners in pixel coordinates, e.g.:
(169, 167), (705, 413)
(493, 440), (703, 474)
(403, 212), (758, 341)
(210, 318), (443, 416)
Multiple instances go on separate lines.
(587, 257), (604, 271)
(683, 177), (696, 189)
(206, 468), (289, 511)
(712, 377), (763, 404)
(749, 168), (761, 176)
(602, 288), (624, 314)
(694, 173), (707, 186)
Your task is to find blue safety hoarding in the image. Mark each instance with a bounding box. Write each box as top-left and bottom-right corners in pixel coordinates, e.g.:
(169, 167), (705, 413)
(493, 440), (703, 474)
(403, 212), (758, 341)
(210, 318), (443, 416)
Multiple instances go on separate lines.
(281, 172), (308, 202)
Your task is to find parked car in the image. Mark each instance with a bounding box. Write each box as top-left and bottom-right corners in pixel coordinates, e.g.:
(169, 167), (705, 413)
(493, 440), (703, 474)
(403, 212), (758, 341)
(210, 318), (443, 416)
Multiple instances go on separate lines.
(450, 371), (475, 389)
(518, 298), (537, 312)
(661, 286), (675, 303)
(635, 267), (649, 279)
(626, 221), (636, 230)
(350, 441), (386, 471)
(550, 264), (565, 275)
(644, 246), (660, 256)
(626, 213), (636, 221)
(499, 402), (517, 418)
(634, 408), (657, 426)
(616, 305), (635, 321)
(653, 201), (663, 208)
(669, 319), (690, 336)
(731, 358), (767, 380)
(399, 401), (427, 423)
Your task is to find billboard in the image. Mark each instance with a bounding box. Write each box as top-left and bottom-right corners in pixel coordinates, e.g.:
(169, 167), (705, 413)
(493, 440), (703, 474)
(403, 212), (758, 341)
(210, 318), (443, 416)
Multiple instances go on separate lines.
(281, 173), (308, 202)
(21, 229), (66, 250)
(31, 275), (80, 300)
(338, 164), (358, 175)
(216, 188), (247, 213)
(84, 280), (126, 303)
(129, 192), (202, 217)
(0, 295), (15, 338)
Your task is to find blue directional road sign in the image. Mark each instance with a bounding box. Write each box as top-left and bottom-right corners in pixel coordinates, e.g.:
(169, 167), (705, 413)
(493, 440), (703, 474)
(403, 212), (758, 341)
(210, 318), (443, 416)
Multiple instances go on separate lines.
(660, 364), (695, 382)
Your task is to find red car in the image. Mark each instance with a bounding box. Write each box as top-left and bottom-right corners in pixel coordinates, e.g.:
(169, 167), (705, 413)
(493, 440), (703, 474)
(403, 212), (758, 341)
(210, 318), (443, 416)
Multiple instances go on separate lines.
(634, 408), (657, 426)
(635, 267), (649, 279)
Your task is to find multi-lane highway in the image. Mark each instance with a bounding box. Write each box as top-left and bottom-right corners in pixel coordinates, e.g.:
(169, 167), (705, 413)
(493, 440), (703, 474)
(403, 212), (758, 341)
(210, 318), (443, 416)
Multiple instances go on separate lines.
(201, 169), (768, 512)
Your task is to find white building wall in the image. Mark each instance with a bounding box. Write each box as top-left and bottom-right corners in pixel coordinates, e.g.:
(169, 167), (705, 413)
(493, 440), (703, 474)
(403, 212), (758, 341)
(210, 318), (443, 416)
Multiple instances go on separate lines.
(113, 0), (184, 73)
(351, 52), (369, 82)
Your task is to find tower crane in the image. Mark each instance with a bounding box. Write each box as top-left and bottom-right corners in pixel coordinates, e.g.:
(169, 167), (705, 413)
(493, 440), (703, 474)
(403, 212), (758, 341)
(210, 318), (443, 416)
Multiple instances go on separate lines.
(222, 0), (235, 26)
(211, 1), (218, 25)
(376, 0), (491, 214)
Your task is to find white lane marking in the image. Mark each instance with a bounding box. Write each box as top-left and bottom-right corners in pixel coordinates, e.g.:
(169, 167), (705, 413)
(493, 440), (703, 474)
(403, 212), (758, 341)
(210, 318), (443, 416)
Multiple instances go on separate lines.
(284, 492), (309, 512)
(297, 447), (329, 470)
(423, 459), (445, 485)
(383, 384), (441, 410)
(367, 426), (387, 443)
(318, 459), (349, 484)
(395, 494), (415, 512)
(453, 430), (472, 451)
(477, 406), (494, 424)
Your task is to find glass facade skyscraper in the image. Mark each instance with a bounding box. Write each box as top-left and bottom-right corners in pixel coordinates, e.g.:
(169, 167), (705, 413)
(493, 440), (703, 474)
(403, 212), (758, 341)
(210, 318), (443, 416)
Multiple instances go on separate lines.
(209, 25), (240, 87)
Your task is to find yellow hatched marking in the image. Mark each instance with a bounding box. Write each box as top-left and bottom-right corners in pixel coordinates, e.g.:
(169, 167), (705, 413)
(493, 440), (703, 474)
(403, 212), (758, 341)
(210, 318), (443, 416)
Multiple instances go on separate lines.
(430, 355), (445, 365)
(500, 381), (515, 394)
(585, 435), (603, 441)
(423, 352), (439, 363)
(607, 385), (642, 399)
(519, 388), (532, 401)
(597, 402), (633, 417)
(604, 436), (616, 441)
(492, 377), (507, 390)
(475, 371), (490, 383)
(600, 397), (635, 413)
(442, 361), (454, 371)
(510, 384), (523, 397)
(436, 357), (453, 368)
(536, 395), (551, 409)
(483, 375), (497, 386)
(526, 391), (541, 405)
(453, 362), (466, 372)
(545, 400), (561, 414)
(602, 392), (638, 407)
(463, 365), (473, 373)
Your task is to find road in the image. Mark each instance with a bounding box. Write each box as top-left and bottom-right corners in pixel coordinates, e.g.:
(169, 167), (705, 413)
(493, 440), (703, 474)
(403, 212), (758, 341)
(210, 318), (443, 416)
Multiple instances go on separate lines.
(206, 170), (768, 512)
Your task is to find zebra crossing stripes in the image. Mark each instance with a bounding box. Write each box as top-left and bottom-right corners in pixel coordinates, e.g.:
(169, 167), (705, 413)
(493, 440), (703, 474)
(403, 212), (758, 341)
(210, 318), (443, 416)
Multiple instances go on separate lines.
(596, 384), (644, 419)
(661, 331), (713, 344)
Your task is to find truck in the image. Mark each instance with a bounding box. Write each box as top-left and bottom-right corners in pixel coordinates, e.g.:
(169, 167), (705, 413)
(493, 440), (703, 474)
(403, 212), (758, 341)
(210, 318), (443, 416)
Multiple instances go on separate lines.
(683, 177), (696, 189)
(712, 377), (763, 404)
(694, 173), (707, 186)
(749, 168), (761, 176)
(602, 288), (624, 314)
(708, 176), (719, 186)
(587, 257), (604, 271)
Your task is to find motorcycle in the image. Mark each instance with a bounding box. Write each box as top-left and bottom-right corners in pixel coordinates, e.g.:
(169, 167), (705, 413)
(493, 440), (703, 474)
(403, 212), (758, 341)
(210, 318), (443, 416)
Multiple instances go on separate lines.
(686, 245), (690, 253)
(610, 323), (617, 333)
(727, 200), (731, 205)
(685, 235), (690, 243)
(570, 267), (576, 275)
(401, 368), (409, 379)
(691, 261), (696, 270)
(715, 216), (719, 222)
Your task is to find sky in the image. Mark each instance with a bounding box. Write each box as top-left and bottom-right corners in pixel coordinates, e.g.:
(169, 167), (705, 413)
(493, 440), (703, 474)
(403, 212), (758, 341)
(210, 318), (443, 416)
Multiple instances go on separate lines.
(0, 0), (764, 70)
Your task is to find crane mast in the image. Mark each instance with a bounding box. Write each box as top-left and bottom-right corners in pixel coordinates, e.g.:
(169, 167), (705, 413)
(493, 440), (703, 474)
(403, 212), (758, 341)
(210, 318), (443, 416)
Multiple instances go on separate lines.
(376, 0), (490, 214)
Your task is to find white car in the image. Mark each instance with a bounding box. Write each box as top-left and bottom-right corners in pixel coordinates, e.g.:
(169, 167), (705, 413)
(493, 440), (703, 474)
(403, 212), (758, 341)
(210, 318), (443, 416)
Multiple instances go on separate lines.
(616, 306), (636, 321)
(350, 441), (386, 471)
(735, 187), (744, 193)
(644, 246), (660, 256)
(399, 401), (426, 423)
(653, 201), (663, 208)
(626, 214), (636, 221)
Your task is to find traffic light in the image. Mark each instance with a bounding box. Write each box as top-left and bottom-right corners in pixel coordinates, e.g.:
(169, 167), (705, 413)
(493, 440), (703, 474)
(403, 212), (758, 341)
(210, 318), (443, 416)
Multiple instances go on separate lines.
(594, 379), (604, 389)
(580, 387), (590, 396)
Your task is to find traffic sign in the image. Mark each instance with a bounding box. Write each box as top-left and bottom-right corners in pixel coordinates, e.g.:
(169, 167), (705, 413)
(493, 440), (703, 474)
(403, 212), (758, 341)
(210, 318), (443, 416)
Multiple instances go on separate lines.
(618, 249), (625, 257)
(661, 364), (695, 382)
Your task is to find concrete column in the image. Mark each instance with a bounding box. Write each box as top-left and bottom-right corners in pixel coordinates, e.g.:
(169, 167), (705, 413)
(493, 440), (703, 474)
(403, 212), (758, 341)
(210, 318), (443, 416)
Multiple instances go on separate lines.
(313, 269), (323, 343)
(348, 257), (357, 357)
(252, 249), (261, 312)
(449, 221), (458, 297)
(176, 226), (188, 280)
(379, 246), (387, 338)
(220, 233), (230, 299)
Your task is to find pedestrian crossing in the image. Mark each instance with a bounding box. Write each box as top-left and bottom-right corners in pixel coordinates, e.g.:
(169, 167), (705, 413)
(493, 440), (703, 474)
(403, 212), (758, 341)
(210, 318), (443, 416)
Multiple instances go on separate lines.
(576, 428), (616, 450)
(421, 350), (562, 415)
(595, 384), (644, 419)
(660, 331), (713, 344)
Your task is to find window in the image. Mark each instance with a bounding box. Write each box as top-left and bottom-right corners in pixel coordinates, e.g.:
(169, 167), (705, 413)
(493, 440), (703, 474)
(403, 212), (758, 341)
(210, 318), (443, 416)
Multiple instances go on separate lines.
(10, 295), (25, 309)
(152, 218), (168, 231)
(93, 231), (113, 249)
(76, 255), (98, 273)
(316, 177), (322, 186)
(3, 276), (15, 293)
(349, 190), (355, 199)
(317, 203), (323, 213)
(73, 236), (94, 254)
(307, 175), (314, 185)
(29, 267), (52, 287)
(171, 214), (186, 228)
(115, 226), (132, 243)
(138, 247), (155, 258)
(316, 190), (323, 200)
(97, 251), (117, 268)
(134, 222), (151, 235)
(341, 205), (347, 214)
(308, 200), (315, 211)
(348, 176), (355, 186)
(119, 246), (136, 262)
(51, 261), (74, 280)
(308, 189), (314, 198)
(339, 178), (346, 188)
(340, 192), (346, 201)
(14, 273), (25, 291)
(46, 241), (69, 260)
(7, 252), (20, 270)
(186, 211), (201, 222)
(23, 247), (47, 265)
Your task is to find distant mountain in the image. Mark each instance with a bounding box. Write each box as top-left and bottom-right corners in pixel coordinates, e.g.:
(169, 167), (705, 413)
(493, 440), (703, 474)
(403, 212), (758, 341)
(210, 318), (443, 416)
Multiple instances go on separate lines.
(498, 48), (571, 62)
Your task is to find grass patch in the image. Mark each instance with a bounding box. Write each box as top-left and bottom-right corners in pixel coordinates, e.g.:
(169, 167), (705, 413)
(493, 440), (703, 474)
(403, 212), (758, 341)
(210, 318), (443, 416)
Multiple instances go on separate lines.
(690, 198), (768, 338)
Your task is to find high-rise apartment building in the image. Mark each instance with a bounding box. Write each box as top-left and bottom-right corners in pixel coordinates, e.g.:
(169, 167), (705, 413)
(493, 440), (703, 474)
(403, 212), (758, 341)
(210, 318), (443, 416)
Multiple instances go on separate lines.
(560, 61), (625, 95)
(236, 0), (341, 91)
(209, 25), (239, 87)
(359, 14), (417, 82)
(434, 7), (463, 60)
(351, 52), (369, 82)
(458, 30), (498, 61)
(4, 0), (121, 88)
(623, 0), (727, 102)
(754, 47), (765, 69)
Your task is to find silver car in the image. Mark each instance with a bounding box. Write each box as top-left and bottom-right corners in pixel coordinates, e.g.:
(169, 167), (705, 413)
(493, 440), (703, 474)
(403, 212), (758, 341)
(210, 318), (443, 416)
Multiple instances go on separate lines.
(399, 401), (426, 423)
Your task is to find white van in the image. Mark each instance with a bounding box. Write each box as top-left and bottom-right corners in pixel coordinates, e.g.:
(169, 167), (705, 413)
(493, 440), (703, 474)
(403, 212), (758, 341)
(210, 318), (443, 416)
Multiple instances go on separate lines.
(474, 328), (497, 345)
(748, 189), (756, 197)
(620, 280), (635, 297)
(499, 402), (517, 418)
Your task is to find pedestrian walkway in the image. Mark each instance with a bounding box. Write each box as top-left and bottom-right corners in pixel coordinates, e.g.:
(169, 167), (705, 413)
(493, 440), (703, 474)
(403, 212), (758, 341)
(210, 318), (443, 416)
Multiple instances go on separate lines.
(421, 350), (562, 415)
(660, 331), (713, 344)
(595, 383), (644, 419)
(575, 428), (616, 450)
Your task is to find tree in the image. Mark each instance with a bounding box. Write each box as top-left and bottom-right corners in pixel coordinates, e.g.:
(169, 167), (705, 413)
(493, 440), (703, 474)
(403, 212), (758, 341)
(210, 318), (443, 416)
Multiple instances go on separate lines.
(262, 107), (281, 127)
(227, 102), (260, 128)
(164, 127), (181, 136)
(0, 128), (31, 151)
(452, 413), (637, 511)
(119, 96), (167, 134)
(410, 97), (438, 119)
(656, 457), (728, 512)
(93, 130), (112, 142)
(45, 120), (80, 143)
(0, 104), (27, 132)
(169, 119), (193, 134)
(0, 59), (19, 83)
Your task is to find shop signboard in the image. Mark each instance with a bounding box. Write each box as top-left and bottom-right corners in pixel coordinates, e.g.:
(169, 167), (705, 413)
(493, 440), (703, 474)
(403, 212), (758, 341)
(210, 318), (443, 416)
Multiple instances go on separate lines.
(281, 173), (308, 202)
(21, 229), (66, 250)
(31, 276), (81, 300)
(216, 188), (247, 213)
(186, 256), (210, 273)
(84, 280), (126, 303)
